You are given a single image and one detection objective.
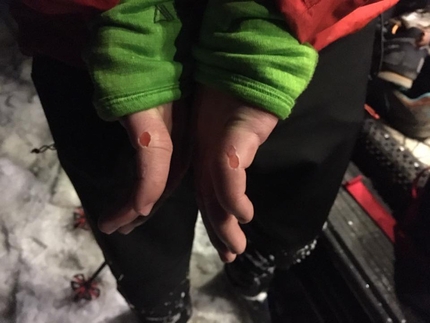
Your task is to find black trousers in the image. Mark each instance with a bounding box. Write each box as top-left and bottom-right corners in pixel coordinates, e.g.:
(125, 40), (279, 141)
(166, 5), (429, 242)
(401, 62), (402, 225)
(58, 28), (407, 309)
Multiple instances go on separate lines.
(31, 22), (375, 323)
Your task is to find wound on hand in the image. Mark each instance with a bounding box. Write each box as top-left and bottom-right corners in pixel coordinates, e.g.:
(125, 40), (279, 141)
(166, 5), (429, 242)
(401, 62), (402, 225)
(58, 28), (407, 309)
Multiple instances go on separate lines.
(227, 146), (240, 169)
(138, 132), (151, 148)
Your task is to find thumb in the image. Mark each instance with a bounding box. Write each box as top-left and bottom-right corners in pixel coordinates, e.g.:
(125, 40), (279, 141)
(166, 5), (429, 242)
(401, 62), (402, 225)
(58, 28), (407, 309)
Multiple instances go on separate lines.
(121, 107), (173, 216)
(211, 107), (278, 223)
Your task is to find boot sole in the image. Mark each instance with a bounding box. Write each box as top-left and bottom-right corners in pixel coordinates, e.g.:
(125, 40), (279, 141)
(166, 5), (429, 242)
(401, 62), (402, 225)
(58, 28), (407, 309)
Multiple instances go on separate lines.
(378, 71), (413, 89)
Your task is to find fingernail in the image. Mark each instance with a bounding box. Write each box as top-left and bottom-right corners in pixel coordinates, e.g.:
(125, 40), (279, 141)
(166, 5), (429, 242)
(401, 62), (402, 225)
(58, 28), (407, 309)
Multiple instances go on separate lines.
(138, 132), (151, 148)
(139, 203), (154, 216)
(227, 146), (239, 169)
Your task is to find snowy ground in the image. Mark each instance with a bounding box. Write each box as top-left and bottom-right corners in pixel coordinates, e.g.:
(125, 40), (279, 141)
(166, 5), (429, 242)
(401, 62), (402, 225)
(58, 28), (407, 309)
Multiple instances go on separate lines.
(0, 17), (243, 323)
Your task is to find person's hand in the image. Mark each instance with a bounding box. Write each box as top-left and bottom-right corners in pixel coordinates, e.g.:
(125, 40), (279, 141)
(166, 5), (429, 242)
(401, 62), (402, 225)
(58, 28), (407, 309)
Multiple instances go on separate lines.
(194, 86), (278, 263)
(98, 101), (190, 234)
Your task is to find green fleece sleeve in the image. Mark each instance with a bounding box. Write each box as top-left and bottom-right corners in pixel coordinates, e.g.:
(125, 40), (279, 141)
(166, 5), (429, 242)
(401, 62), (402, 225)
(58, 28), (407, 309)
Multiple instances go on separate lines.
(194, 0), (318, 119)
(84, 0), (195, 121)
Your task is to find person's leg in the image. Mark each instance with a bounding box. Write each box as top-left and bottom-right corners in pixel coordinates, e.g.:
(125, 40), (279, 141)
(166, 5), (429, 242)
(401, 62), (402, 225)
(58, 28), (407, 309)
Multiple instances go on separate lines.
(31, 56), (198, 323)
(226, 21), (377, 301)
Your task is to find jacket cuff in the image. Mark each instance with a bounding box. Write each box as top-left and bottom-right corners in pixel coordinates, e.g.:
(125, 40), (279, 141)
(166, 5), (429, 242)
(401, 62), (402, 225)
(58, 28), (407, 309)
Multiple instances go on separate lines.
(195, 65), (295, 119)
(84, 0), (195, 121)
(95, 85), (183, 121)
(193, 0), (318, 119)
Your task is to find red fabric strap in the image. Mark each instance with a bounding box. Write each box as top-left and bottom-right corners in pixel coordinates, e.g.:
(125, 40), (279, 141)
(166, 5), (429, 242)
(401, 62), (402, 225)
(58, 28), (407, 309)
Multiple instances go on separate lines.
(22, 0), (119, 15)
(344, 176), (396, 243)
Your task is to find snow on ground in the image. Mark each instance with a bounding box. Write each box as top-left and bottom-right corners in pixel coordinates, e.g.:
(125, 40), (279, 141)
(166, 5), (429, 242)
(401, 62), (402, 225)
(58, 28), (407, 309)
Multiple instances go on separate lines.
(0, 17), (243, 323)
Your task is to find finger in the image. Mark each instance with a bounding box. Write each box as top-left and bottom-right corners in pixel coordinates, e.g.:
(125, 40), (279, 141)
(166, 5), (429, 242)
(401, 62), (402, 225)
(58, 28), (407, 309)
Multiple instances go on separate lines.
(204, 195), (247, 255)
(194, 146), (246, 262)
(201, 212), (236, 263)
(198, 198), (237, 263)
(199, 173), (247, 255)
(117, 216), (149, 235)
(98, 200), (139, 234)
(211, 129), (260, 224)
(122, 109), (173, 216)
(117, 195), (166, 235)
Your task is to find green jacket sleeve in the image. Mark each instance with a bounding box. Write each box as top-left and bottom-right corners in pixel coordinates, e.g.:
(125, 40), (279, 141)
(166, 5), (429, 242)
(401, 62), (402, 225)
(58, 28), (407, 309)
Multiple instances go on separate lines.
(193, 0), (318, 119)
(84, 0), (195, 121)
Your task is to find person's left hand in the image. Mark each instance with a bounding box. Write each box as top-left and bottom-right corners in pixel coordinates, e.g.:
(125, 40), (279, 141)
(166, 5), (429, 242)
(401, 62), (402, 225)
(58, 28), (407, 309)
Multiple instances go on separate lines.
(193, 86), (278, 263)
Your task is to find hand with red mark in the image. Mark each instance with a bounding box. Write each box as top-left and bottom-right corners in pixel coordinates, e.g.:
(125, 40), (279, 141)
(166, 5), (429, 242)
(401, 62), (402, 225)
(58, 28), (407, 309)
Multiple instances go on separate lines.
(194, 86), (278, 262)
(98, 101), (191, 234)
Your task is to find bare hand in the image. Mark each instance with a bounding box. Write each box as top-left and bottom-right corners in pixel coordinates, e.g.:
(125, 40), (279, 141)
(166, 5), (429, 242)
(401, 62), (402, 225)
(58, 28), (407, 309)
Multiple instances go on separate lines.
(98, 104), (174, 234)
(194, 86), (278, 262)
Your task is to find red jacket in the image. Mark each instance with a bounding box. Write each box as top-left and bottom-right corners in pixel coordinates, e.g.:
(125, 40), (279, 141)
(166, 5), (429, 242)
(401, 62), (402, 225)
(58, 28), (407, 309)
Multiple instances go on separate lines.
(12, 0), (398, 64)
(279, 0), (398, 50)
